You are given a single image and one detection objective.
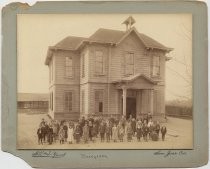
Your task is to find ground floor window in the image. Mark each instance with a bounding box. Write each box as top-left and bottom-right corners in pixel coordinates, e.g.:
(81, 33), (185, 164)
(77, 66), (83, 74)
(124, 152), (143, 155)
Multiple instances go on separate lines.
(64, 91), (73, 112)
(95, 90), (104, 113)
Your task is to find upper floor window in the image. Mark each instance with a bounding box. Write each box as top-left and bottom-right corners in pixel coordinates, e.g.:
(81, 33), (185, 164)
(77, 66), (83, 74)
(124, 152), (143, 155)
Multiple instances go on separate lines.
(81, 54), (85, 78)
(95, 90), (103, 113)
(152, 55), (160, 77)
(64, 91), (73, 112)
(95, 51), (104, 75)
(124, 52), (134, 76)
(65, 56), (73, 78)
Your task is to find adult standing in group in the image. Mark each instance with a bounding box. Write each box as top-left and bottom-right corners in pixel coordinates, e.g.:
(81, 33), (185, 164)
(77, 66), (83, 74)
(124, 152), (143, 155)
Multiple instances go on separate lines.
(131, 118), (136, 137)
(88, 120), (93, 141)
(127, 121), (133, 142)
(48, 124), (54, 145)
(83, 122), (89, 143)
(120, 115), (126, 129)
(63, 121), (68, 142)
(99, 120), (106, 142)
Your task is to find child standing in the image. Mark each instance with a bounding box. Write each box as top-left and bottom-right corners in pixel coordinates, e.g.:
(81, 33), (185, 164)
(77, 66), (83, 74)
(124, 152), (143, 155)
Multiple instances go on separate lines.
(105, 123), (112, 142)
(58, 125), (65, 144)
(83, 122), (89, 143)
(74, 125), (81, 143)
(136, 124), (142, 142)
(37, 126), (43, 145)
(99, 121), (106, 142)
(118, 123), (125, 142)
(131, 118), (136, 137)
(112, 123), (118, 142)
(67, 125), (74, 144)
(127, 122), (133, 142)
(161, 126), (167, 141)
(91, 123), (97, 142)
(142, 122), (149, 142)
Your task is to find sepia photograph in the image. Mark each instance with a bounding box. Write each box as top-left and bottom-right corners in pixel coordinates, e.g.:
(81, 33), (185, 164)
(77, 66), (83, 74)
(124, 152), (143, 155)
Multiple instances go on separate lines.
(17, 14), (193, 149)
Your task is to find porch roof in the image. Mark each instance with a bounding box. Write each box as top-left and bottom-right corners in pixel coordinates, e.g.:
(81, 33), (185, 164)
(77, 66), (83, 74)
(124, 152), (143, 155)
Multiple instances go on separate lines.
(112, 73), (158, 85)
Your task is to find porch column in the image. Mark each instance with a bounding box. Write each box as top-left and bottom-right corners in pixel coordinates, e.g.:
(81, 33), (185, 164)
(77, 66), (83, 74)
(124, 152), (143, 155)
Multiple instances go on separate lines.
(150, 89), (154, 115)
(122, 87), (127, 116)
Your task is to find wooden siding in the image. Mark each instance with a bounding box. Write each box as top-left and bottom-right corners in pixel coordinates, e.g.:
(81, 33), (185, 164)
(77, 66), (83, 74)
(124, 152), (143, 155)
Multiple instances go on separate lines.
(148, 49), (166, 81)
(108, 84), (119, 115)
(53, 50), (80, 85)
(49, 54), (55, 87)
(80, 83), (89, 116)
(153, 86), (165, 115)
(88, 44), (109, 83)
(53, 84), (80, 120)
(141, 90), (152, 114)
(136, 90), (142, 116)
(89, 83), (108, 115)
(48, 85), (55, 119)
(80, 46), (89, 84)
(111, 32), (150, 81)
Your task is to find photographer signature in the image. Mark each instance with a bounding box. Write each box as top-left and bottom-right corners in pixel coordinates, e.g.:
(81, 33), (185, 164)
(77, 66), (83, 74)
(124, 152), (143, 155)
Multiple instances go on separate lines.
(32, 150), (66, 158)
(154, 150), (187, 158)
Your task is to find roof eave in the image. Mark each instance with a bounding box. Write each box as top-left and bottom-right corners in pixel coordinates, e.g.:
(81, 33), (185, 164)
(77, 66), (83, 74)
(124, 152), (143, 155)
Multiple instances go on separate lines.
(112, 74), (158, 85)
(45, 47), (53, 65)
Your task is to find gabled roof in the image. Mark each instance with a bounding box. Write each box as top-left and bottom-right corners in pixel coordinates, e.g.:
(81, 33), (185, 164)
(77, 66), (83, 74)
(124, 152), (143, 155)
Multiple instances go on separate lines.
(89, 28), (124, 44)
(54, 36), (87, 50)
(45, 27), (173, 65)
(112, 73), (158, 85)
(137, 32), (171, 51)
(52, 27), (172, 51)
(89, 27), (173, 51)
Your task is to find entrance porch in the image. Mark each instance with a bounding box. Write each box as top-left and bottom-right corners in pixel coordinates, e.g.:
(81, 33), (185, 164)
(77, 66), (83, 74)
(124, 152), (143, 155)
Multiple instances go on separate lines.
(113, 73), (165, 121)
(119, 89), (154, 119)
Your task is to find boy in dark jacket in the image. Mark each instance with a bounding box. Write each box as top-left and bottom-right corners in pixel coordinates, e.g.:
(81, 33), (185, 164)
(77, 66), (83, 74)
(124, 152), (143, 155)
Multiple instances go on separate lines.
(37, 126), (43, 145)
(142, 123), (149, 141)
(48, 125), (54, 145)
(99, 122), (106, 142)
(136, 124), (142, 142)
(105, 123), (112, 142)
(74, 125), (81, 143)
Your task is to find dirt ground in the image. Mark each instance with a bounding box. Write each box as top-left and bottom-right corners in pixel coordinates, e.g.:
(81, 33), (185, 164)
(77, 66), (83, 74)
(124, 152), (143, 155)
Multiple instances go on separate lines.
(17, 113), (193, 149)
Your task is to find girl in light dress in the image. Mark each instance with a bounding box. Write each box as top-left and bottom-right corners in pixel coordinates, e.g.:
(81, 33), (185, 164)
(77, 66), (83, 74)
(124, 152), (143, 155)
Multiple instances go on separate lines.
(67, 125), (74, 144)
(112, 123), (118, 142)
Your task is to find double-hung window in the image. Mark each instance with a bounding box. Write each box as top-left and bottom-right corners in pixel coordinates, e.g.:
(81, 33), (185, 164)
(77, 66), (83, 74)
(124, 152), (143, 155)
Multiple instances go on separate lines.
(95, 51), (104, 75)
(95, 90), (103, 113)
(124, 52), (134, 76)
(64, 91), (73, 112)
(65, 56), (73, 78)
(152, 55), (160, 77)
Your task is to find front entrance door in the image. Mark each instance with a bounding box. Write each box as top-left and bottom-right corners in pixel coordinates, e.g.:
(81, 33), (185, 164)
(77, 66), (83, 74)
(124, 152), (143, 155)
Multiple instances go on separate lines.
(126, 97), (136, 119)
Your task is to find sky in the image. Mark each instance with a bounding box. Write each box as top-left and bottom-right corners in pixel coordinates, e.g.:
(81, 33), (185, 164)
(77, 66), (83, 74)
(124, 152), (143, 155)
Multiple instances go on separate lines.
(17, 14), (192, 101)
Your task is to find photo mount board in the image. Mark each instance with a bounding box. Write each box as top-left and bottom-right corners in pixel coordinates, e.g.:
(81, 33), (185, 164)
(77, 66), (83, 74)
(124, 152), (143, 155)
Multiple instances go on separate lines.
(1, 1), (208, 168)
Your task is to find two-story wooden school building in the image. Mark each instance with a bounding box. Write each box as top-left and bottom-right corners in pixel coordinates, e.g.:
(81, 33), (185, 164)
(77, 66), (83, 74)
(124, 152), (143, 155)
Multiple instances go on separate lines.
(45, 16), (172, 121)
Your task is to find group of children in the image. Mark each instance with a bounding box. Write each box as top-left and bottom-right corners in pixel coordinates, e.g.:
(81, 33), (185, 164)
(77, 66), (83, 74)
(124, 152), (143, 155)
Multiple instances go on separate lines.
(37, 115), (167, 145)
